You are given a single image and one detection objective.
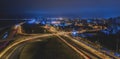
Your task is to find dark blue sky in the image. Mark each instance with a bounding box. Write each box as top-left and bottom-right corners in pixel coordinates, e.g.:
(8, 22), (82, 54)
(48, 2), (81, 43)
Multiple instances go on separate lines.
(0, 0), (120, 18)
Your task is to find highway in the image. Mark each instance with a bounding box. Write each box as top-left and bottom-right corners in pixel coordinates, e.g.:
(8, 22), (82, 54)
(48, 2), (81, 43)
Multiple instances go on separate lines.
(0, 25), (119, 59)
(49, 26), (119, 59)
(0, 32), (117, 59)
(62, 35), (111, 59)
(0, 35), (85, 59)
(57, 35), (100, 59)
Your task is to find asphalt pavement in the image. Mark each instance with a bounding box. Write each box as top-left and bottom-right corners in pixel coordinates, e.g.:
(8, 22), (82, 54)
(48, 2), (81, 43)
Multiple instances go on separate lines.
(2, 36), (84, 59)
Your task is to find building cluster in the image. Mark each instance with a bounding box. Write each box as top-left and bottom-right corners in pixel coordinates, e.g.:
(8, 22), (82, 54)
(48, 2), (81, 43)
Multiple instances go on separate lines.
(27, 16), (120, 34)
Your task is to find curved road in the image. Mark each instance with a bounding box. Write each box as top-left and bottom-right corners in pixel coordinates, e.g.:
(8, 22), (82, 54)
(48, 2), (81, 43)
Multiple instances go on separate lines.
(1, 36), (84, 59)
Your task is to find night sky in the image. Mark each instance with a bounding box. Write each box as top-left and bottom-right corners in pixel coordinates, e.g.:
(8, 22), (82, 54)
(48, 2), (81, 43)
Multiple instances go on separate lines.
(0, 0), (120, 18)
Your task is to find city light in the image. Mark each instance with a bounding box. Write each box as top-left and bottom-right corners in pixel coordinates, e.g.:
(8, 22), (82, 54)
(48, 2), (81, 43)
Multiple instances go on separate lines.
(41, 21), (46, 25)
(28, 19), (36, 24)
(87, 19), (91, 23)
(72, 30), (78, 36)
(0, 0), (120, 58)
(72, 31), (77, 35)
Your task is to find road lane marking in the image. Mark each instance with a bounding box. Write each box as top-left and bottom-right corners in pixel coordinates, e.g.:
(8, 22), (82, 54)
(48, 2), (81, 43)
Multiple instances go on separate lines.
(0, 34), (53, 58)
(56, 35), (90, 59)
(64, 35), (111, 59)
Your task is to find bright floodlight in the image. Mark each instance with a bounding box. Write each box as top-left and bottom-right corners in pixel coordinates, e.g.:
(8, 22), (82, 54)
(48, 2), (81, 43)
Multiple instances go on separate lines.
(72, 31), (77, 35)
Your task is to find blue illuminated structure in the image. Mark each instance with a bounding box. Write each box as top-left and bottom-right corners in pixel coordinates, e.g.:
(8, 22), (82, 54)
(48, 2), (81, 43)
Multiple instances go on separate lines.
(72, 30), (78, 36)
(28, 19), (36, 24)
(72, 31), (77, 35)
(41, 21), (46, 25)
(2, 32), (8, 39)
(114, 52), (120, 57)
(87, 19), (91, 23)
